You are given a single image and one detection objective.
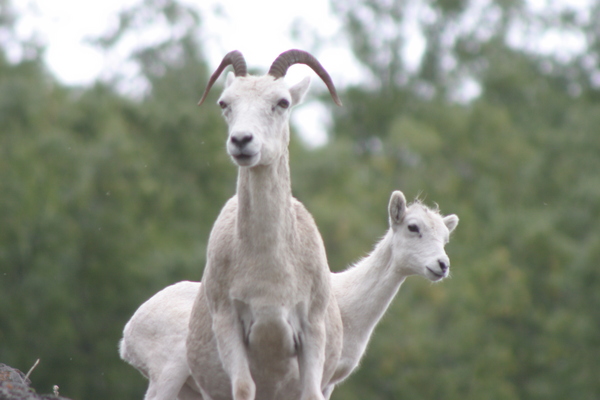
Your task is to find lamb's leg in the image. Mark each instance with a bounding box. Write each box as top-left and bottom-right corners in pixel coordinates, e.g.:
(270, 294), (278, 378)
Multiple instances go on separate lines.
(212, 312), (255, 400)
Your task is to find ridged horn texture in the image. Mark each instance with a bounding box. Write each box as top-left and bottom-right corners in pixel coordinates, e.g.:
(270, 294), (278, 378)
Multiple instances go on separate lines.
(268, 49), (342, 106)
(198, 50), (247, 106)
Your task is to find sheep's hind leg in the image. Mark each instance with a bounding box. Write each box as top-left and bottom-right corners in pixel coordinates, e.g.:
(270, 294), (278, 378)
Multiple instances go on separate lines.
(145, 360), (192, 400)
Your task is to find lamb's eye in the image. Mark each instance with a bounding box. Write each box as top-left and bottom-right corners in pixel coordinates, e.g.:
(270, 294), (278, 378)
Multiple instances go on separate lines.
(277, 99), (290, 109)
(218, 101), (228, 109)
(408, 224), (420, 233)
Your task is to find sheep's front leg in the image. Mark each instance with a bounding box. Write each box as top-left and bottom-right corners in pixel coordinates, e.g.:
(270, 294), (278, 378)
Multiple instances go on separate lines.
(212, 312), (255, 400)
(322, 384), (335, 400)
(297, 318), (327, 400)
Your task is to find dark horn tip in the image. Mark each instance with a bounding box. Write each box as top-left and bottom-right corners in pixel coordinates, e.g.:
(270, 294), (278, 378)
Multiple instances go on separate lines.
(268, 49), (342, 105)
(197, 50), (247, 107)
(333, 95), (343, 107)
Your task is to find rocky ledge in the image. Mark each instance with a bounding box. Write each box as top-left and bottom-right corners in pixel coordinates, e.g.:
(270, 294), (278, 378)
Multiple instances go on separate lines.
(0, 364), (71, 400)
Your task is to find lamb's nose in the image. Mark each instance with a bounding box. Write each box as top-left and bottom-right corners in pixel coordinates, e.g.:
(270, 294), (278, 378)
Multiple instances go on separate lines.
(438, 260), (449, 273)
(230, 133), (253, 149)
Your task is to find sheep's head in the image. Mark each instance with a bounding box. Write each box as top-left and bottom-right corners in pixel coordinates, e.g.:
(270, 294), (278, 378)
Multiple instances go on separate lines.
(387, 191), (459, 282)
(198, 50), (341, 167)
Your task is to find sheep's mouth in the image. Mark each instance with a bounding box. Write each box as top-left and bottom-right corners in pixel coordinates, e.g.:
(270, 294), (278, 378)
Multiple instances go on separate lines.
(426, 267), (445, 280)
(232, 153), (258, 166)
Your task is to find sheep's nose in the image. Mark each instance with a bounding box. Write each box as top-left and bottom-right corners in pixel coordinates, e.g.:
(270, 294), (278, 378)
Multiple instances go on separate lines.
(230, 133), (253, 149)
(438, 259), (449, 273)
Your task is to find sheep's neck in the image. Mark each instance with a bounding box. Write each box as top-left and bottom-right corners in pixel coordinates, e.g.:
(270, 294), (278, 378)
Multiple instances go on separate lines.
(334, 232), (407, 349)
(236, 153), (293, 250)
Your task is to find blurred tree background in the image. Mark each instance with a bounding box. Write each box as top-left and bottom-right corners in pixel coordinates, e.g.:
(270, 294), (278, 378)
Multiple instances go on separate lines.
(1, 0), (598, 399)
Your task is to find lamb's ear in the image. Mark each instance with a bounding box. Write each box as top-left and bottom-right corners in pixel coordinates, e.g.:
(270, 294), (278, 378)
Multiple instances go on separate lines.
(290, 76), (311, 106)
(389, 191), (407, 227)
(443, 214), (459, 233)
(225, 71), (236, 88)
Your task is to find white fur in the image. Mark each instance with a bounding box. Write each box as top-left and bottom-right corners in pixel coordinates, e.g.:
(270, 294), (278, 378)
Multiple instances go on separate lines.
(119, 191), (458, 400)
(185, 72), (343, 400)
(119, 281), (201, 400)
(324, 191), (458, 395)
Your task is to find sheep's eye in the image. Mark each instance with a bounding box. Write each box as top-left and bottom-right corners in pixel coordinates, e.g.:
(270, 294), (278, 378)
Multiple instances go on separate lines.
(277, 99), (290, 109)
(408, 224), (420, 233)
(218, 101), (228, 109)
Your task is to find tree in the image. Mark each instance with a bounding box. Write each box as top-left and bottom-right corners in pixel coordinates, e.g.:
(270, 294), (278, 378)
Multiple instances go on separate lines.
(316, 0), (600, 399)
(2, 0), (599, 398)
(0, 1), (233, 398)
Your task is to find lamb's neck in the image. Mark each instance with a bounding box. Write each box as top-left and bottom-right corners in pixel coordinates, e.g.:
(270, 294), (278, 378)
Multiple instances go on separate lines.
(334, 231), (408, 340)
(236, 153), (293, 248)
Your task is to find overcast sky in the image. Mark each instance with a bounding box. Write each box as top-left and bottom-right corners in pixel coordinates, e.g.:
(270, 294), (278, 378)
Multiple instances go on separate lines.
(8, 0), (593, 144)
(11, 0), (368, 146)
(12, 0), (363, 82)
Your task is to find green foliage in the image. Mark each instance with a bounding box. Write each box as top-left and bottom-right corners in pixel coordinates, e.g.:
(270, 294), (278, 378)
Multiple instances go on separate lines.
(323, 0), (600, 399)
(0, 3), (233, 397)
(1, 0), (599, 399)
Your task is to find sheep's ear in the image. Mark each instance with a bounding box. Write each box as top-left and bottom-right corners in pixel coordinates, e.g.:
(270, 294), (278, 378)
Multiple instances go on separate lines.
(225, 71), (236, 88)
(443, 214), (459, 233)
(290, 76), (311, 106)
(389, 191), (406, 227)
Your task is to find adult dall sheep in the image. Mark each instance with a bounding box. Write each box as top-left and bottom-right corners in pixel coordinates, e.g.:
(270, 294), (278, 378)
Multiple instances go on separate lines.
(119, 190), (459, 400)
(186, 50), (343, 400)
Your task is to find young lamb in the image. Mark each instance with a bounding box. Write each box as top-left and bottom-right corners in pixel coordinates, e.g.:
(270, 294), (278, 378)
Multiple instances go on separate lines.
(186, 50), (343, 400)
(323, 190), (458, 396)
(119, 190), (459, 400)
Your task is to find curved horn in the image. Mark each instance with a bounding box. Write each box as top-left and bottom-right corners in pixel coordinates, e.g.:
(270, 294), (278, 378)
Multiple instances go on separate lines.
(198, 50), (247, 106)
(268, 49), (342, 106)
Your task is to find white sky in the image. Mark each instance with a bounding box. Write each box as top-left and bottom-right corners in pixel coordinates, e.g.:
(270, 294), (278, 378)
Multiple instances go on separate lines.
(10, 0), (367, 146)
(7, 0), (594, 144)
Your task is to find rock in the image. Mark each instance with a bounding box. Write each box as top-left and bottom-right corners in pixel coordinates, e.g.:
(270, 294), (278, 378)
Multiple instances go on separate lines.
(0, 364), (71, 400)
